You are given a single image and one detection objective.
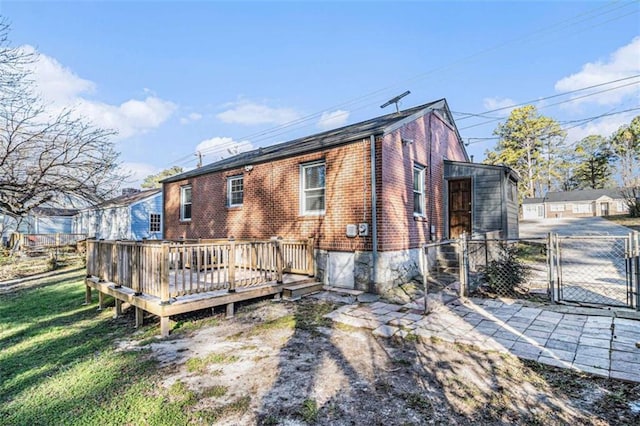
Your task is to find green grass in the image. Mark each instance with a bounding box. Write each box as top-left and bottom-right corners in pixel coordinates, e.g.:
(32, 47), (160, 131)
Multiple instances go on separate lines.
(0, 269), (222, 426)
(185, 353), (239, 374)
(300, 398), (319, 423)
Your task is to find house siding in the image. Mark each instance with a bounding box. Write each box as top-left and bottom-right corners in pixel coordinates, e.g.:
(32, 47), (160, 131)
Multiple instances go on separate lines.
(130, 193), (164, 240)
(74, 192), (162, 240)
(163, 110), (468, 292)
(33, 216), (73, 234)
(379, 112), (466, 251)
(164, 139), (373, 253)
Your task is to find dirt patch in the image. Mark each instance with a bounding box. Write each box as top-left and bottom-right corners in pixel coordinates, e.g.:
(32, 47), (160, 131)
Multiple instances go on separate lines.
(134, 296), (639, 425)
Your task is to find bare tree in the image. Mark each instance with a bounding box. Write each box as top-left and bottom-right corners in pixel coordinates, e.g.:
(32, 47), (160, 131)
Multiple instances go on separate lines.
(0, 18), (126, 218)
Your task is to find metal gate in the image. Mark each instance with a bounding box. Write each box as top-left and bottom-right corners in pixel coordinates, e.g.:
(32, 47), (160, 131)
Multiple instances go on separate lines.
(549, 232), (640, 309)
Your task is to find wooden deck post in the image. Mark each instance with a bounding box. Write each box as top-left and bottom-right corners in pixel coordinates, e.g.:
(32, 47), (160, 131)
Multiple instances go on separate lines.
(114, 242), (121, 288)
(226, 302), (234, 318)
(84, 284), (92, 305)
(135, 307), (144, 328)
(160, 243), (170, 304)
(160, 316), (170, 337)
(98, 291), (105, 311)
(111, 243), (117, 284)
(275, 239), (283, 283)
(228, 238), (236, 292)
(132, 243), (141, 295)
(114, 299), (122, 318)
(97, 239), (105, 282)
(306, 237), (315, 277)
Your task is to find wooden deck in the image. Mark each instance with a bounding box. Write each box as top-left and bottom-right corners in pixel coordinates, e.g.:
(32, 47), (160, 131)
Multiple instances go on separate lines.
(85, 238), (318, 336)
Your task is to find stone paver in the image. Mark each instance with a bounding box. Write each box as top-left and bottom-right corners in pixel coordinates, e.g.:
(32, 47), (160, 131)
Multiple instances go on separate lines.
(324, 293), (640, 382)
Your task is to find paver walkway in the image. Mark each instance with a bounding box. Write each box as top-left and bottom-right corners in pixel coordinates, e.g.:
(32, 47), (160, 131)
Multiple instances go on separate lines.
(324, 296), (640, 382)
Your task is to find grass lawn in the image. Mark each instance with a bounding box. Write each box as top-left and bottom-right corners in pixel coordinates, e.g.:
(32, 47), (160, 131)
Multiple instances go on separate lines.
(0, 269), (201, 426)
(604, 214), (640, 232)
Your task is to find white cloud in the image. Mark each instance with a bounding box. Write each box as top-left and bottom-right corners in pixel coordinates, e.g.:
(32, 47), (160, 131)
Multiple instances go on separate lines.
(120, 162), (160, 188)
(180, 112), (203, 125)
(74, 97), (176, 139)
(483, 97), (516, 111)
(21, 45), (176, 139)
(195, 136), (254, 161)
(555, 37), (640, 107)
(22, 45), (95, 102)
(317, 109), (349, 130)
(216, 100), (301, 125)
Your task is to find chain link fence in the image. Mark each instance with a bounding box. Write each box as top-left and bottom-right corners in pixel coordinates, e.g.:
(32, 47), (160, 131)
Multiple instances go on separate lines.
(466, 237), (548, 299)
(422, 232), (640, 309)
(551, 235), (630, 307)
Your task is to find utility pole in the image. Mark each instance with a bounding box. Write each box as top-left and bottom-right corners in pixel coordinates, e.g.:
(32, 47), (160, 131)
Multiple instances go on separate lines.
(195, 151), (202, 168)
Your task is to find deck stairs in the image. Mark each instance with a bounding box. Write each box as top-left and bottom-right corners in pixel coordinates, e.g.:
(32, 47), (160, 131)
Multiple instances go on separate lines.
(282, 279), (324, 300)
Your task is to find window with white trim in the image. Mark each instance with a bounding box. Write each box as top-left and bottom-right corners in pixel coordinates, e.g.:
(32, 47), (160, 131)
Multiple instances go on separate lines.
(572, 203), (592, 214)
(549, 204), (565, 212)
(149, 213), (161, 232)
(413, 164), (426, 216)
(227, 175), (243, 207)
(180, 185), (192, 221)
(301, 161), (325, 215)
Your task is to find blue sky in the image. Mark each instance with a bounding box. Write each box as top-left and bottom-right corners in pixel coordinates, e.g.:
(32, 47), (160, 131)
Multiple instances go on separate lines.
(1, 1), (638, 187)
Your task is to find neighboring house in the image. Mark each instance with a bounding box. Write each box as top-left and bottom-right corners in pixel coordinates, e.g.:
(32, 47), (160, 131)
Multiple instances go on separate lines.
(522, 188), (630, 220)
(1, 207), (76, 236)
(161, 98), (519, 293)
(74, 188), (163, 240)
(521, 198), (546, 220)
(28, 207), (77, 233)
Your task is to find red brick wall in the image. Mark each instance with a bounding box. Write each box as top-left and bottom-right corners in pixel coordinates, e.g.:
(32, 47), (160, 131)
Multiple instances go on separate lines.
(163, 111), (467, 253)
(378, 111), (467, 251)
(164, 140), (374, 252)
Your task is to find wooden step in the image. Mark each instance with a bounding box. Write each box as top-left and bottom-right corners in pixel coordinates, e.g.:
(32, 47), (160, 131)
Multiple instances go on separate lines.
(282, 281), (323, 300)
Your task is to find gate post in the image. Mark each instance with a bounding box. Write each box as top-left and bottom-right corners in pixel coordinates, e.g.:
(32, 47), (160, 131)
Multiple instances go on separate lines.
(547, 232), (555, 303)
(634, 231), (640, 312)
(420, 244), (429, 313)
(547, 232), (560, 304)
(458, 232), (468, 298)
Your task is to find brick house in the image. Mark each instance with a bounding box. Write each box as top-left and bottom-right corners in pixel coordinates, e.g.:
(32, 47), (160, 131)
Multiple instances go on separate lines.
(162, 99), (517, 293)
(522, 188), (630, 220)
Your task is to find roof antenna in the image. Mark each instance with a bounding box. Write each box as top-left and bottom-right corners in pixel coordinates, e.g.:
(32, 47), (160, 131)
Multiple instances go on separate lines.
(380, 90), (411, 113)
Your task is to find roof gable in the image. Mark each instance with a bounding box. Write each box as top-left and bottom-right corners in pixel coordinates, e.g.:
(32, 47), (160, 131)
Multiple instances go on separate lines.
(84, 189), (162, 211)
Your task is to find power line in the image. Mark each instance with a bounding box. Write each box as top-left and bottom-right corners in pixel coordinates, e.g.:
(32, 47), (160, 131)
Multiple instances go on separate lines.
(458, 78), (640, 130)
(168, 1), (639, 168)
(464, 106), (640, 146)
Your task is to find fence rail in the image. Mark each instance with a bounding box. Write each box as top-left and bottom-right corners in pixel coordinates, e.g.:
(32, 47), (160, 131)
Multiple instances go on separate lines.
(11, 232), (86, 250)
(86, 238), (315, 302)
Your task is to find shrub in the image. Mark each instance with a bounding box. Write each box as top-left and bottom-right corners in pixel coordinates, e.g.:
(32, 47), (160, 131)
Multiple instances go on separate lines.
(483, 244), (530, 296)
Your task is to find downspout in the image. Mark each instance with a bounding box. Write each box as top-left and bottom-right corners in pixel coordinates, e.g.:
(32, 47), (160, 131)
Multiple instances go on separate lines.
(428, 113), (434, 240)
(370, 134), (378, 293)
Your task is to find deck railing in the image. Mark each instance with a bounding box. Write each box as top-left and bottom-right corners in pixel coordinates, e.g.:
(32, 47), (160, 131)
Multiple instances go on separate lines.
(12, 232), (87, 250)
(86, 238), (315, 302)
